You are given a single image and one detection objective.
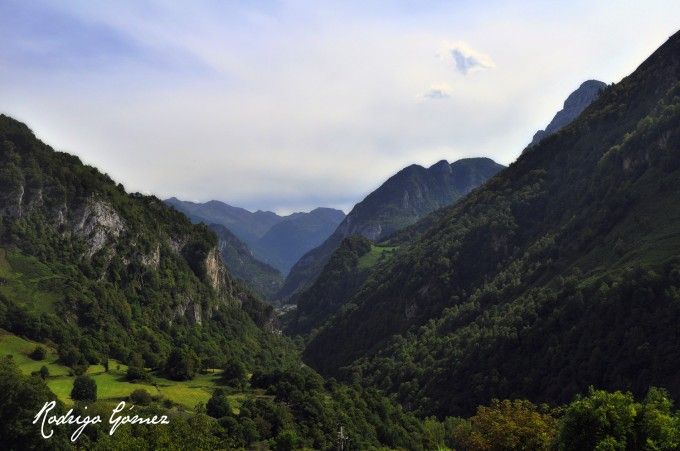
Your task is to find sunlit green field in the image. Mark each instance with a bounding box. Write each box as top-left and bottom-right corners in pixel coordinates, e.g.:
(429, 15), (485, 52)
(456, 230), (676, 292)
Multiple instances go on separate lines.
(0, 330), (245, 410)
(0, 330), (69, 376)
(357, 244), (398, 269)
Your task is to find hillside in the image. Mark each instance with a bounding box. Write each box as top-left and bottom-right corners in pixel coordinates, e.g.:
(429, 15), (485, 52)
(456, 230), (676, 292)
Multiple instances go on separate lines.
(303, 30), (680, 417)
(0, 114), (285, 371)
(209, 224), (283, 299)
(277, 157), (505, 300)
(285, 236), (398, 335)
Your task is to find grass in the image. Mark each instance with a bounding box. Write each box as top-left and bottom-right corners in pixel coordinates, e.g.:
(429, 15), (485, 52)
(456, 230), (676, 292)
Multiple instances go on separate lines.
(357, 244), (398, 270)
(0, 329), (69, 376)
(227, 393), (248, 414)
(46, 372), (163, 406)
(0, 330), (249, 412)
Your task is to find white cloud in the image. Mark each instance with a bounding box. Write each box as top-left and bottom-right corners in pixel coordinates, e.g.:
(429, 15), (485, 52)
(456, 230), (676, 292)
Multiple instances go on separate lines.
(422, 83), (453, 99)
(439, 41), (495, 75)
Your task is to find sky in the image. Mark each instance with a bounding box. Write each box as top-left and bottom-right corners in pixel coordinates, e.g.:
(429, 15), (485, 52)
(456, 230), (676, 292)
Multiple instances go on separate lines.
(1, 1), (679, 214)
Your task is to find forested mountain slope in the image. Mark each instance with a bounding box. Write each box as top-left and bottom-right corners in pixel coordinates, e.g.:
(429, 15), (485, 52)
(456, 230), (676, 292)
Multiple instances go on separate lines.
(0, 114), (284, 371)
(286, 235), (399, 335)
(304, 30), (680, 416)
(278, 157), (505, 300)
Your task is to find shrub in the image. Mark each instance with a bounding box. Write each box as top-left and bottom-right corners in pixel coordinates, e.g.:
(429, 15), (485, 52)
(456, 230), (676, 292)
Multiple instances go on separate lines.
(71, 375), (97, 402)
(450, 399), (558, 451)
(29, 346), (46, 361)
(129, 389), (152, 406)
(164, 347), (199, 381)
(206, 388), (232, 419)
(125, 365), (151, 383)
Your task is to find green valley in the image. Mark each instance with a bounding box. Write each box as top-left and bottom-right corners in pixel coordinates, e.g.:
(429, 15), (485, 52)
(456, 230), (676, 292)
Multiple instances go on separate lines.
(2, 10), (680, 449)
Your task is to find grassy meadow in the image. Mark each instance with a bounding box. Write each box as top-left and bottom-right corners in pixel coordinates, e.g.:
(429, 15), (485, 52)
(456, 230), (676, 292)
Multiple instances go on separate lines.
(0, 329), (257, 411)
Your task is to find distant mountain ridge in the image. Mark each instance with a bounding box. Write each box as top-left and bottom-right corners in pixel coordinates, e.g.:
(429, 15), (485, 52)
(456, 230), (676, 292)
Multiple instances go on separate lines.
(253, 207), (345, 274)
(529, 79), (607, 147)
(277, 157), (505, 300)
(164, 198), (281, 244)
(164, 198), (344, 277)
(209, 224), (283, 299)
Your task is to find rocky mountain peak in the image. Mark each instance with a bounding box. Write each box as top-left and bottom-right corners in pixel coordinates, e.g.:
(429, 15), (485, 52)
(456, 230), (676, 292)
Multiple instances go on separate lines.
(529, 79), (607, 147)
(429, 159), (452, 173)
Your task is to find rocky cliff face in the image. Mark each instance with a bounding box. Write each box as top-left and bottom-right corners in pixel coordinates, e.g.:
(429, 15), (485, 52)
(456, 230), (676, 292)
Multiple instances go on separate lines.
(211, 224), (283, 300)
(529, 79), (607, 147)
(72, 199), (125, 257)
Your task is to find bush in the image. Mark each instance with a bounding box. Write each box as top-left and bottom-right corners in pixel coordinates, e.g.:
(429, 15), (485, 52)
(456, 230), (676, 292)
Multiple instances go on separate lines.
(129, 389), (152, 406)
(450, 399), (558, 451)
(273, 429), (300, 451)
(71, 375), (97, 402)
(164, 347), (199, 381)
(206, 388), (232, 419)
(558, 387), (680, 450)
(39, 365), (49, 379)
(58, 345), (84, 368)
(29, 346), (46, 361)
(221, 361), (246, 387)
(125, 365), (151, 383)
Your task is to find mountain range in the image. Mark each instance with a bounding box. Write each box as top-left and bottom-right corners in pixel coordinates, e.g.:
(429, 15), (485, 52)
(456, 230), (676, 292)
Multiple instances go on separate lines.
(2, 26), (680, 451)
(165, 197), (344, 299)
(164, 198), (281, 244)
(277, 157), (506, 301)
(302, 30), (680, 418)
